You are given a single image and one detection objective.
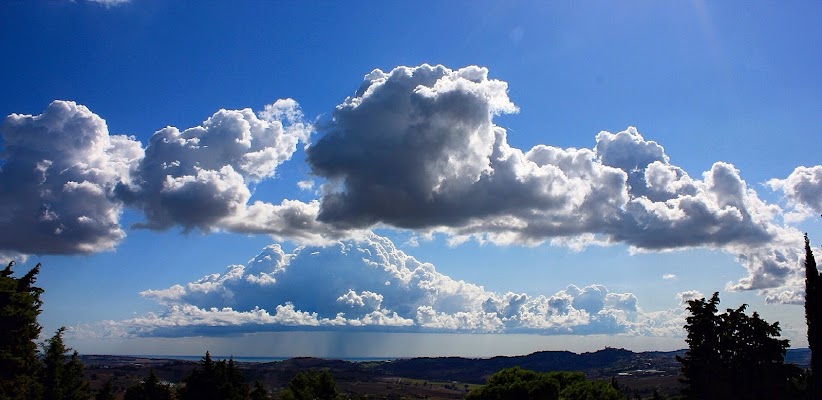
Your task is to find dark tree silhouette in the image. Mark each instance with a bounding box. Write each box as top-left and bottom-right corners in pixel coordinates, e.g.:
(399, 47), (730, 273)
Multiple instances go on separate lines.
(123, 370), (173, 400)
(94, 380), (115, 400)
(0, 261), (44, 400)
(805, 233), (822, 398)
(677, 292), (791, 399)
(250, 381), (269, 400)
(41, 327), (92, 400)
(178, 352), (251, 400)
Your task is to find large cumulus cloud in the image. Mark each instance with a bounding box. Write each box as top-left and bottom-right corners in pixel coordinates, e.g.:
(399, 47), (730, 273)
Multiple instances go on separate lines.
(306, 64), (805, 298)
(117, 99), (310, 231)
(80, 234), (686, 338)
(0, 100), (353, 255)
(0, 101), (142, 254)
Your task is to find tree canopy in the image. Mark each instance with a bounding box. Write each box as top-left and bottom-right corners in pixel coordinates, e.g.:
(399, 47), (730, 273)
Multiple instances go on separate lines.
(278, 370), (340, 400)
(465, 367), (621, 400)
(177, 352), (250, 400)
(677, 292), (793, 399)
(0, 262), (44, 400)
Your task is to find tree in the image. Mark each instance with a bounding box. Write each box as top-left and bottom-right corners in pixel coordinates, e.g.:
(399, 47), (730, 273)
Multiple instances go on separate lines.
(178, 352), (251, 400)
(0, 261), (44, 400)
(560, 379), (623, 400)
(465, 367), (620, 400)
(94, 380), (115, 400)
(250, 381), (269, 400)
(41, 327), (92, 400)
(279, 370), (340, 400)
(123, 370), (173, 400)
(805, 233), (822, 398)
(677, 292), (792, 399)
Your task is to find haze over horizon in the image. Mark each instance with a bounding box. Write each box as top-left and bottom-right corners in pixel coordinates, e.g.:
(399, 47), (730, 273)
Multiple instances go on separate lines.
(1, 1), (820, 358)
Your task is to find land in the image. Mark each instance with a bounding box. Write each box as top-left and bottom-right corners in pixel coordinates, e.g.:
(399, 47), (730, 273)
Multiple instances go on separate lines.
(80, 348), (811, 399)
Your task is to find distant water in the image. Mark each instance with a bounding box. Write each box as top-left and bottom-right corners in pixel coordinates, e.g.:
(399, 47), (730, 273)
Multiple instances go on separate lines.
(126, 355), (397, 363)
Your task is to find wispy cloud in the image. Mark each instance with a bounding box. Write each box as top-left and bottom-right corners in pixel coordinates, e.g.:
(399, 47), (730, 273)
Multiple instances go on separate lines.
(86, 0), (131, 7)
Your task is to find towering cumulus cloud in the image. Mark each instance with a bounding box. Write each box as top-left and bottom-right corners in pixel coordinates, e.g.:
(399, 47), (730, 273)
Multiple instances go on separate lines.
(0, 99), (356, 255)
(307, 64), (805, 299)
(78, 233), (684, 338)
(1, 65), (818, 305)
(117, 99), (310, 232)
(0, 101), (143, 254)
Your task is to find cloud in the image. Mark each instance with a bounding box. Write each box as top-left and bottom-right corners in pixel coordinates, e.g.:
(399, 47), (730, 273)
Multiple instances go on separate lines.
(306, 64), (805, 298)
(676, 290), (704, 304)
(0, 65), (811, 304)
(86, 0), (130, 7)
(81, 234), (687, 338)
(662, 274), (677, 280)
(769, 165), (822, 220)
(297, 180), (315, 191)
(118, 99), (310, 232)
(0, 101), (142, 254)
(0, 100), (358, 256)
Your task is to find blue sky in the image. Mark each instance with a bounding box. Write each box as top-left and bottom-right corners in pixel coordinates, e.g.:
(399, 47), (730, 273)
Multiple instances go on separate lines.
(1, 1), (821, 357)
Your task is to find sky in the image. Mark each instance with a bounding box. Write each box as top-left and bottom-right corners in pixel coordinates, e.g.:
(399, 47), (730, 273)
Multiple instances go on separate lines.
(1, 0), (821, 358)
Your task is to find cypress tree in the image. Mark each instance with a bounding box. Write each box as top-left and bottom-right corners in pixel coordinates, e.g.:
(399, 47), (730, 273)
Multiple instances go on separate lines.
(805, 234), (822, 398)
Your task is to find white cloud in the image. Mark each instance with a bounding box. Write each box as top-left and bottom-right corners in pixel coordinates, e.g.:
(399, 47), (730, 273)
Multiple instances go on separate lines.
(297, 180), (315, 191)
(305, 64), (805, 299)
(676, 290), (705, 304)
(119, 100), (311, 231)
(86, 0), (130, 7)
(662, 274), (677, 280)
(769, 165), (822, 220)
(0, 100), (358, 256)
(0, 66), (812, 306)
(83, 234), (687, 338)
(0, 101), (142, 254)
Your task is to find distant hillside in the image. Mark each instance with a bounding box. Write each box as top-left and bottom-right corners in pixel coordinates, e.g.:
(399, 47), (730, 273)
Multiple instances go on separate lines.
(80, 347), (811, 387)
(375, 347), (685, 383)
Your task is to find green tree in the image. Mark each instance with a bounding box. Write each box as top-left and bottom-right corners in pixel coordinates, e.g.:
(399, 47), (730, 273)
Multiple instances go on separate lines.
(0, 262), (44, 400)
(805, 233), (822, 398)
(41, 327), (92, 400)
(559, 379), (623, 400)
(465, 367), (620, 400)
(123, 370), (173, 400)
(677, 292), (792, 399)
(278, 370), (340, 400)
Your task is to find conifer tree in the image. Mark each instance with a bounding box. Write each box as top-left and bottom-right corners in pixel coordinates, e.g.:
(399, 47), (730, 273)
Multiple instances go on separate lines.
(250, 381), (269, 400)
(123, 370), (173, 400)
(94, 380), (115, 400)
(0, 262), (44, 400)
(178, 351), (251, 400)
(805, 234), (822, 398)
(41, 327), (92, 400)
